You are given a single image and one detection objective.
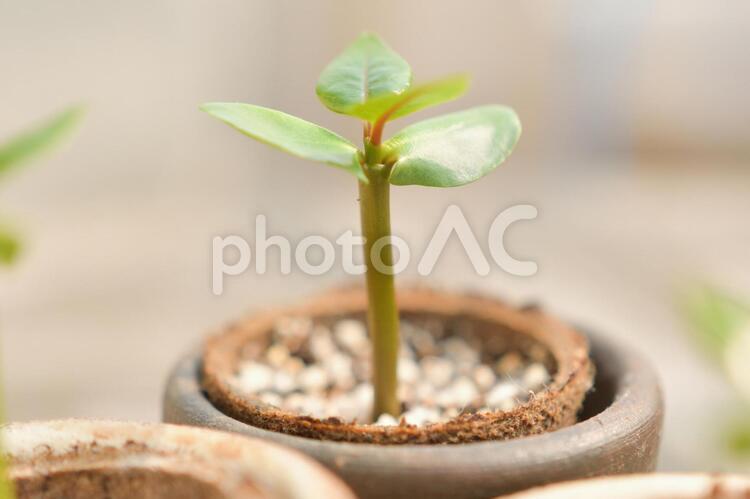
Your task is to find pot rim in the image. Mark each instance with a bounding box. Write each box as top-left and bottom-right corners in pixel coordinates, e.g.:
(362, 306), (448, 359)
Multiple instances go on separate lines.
(200, 287), (595, 444)
(3, 419), (355, 499)
(500, 473), (750, 498)
(165, 322), (662, 469)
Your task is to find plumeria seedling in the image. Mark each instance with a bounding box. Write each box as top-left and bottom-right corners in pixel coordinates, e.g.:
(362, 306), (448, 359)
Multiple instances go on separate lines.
(202, 33), (521, 419)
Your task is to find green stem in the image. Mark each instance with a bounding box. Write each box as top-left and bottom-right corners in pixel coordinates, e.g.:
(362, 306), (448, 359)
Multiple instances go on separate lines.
(359, 143), (400, 419)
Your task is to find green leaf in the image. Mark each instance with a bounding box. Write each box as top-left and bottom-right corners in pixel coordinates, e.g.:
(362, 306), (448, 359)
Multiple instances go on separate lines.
(0, 105), (84, 178)
(350, 74), (470, 123)
(0, 229), (20, 266)
(316, 32), (411, 116)
(200, 102), (364, 180)
(383, 105), (521, 187)
(682, 286), (750, 359)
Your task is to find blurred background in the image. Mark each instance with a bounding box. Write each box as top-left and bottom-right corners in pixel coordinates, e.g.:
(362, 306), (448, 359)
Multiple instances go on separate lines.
(1, 0), (748, 472)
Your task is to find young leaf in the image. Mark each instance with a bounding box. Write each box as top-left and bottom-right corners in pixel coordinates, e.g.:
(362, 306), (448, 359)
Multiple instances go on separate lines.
(383, 105), (521, 187)
(316, 33), (411, 116)
(0, 106), (84, 178)
(350, 74), (470, 123)
(0, 230), (20, 266)
(201, 103), (364, 180)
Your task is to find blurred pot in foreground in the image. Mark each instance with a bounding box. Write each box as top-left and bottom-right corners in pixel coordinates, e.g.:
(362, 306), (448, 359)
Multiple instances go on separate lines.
(3, 420), (354, 499)
(501, 473), (750, 499)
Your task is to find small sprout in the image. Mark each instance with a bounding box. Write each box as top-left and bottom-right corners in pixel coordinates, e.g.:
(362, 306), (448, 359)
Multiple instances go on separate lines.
(315, 33), (412, 117)
(202, 33), (521, 419)
(0, 106), (84, 179)
(0, 105), (84, 267)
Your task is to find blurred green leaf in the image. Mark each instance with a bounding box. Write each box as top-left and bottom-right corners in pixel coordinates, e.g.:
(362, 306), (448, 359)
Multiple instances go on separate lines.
(316, 32), (411, 117)
(683, 286), (750, 359)
(349, 74), (470, 123)
(0, 106), (84, 179)
(201, 103), (364, 180)
(0, 229), (20, 266)
(383, 105), (521, 187)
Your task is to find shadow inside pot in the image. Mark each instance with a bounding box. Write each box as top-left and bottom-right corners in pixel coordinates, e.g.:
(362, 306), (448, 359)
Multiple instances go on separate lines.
(578, 330), (618, 422)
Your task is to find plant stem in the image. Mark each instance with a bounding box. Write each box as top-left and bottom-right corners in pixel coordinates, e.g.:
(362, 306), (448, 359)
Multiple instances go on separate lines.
(359, 143), (400, 419)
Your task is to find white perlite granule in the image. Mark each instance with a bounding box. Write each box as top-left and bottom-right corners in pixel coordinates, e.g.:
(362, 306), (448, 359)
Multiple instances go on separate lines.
(231, 318), (552, 426)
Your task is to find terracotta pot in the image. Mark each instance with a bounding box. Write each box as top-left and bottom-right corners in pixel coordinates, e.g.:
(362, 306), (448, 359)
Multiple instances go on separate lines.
(500, 473), (750, 498)
(163, 288), (663, 499)
(2, 420), (354, 499)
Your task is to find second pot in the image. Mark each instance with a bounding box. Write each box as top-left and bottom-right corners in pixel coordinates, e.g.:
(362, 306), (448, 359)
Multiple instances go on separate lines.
(3, 419), (354, 499)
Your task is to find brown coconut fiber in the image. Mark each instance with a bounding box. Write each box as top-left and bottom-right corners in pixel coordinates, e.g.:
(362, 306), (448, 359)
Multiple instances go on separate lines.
(201, 287), (594, 445)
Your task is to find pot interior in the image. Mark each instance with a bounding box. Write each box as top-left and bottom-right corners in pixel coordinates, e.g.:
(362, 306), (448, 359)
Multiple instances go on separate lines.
(352, 310), (558, 372)
(14, 467), (245, 499)
(232, 308), (561, 423)
(202, 288), (595, 443)
(3, 421), (355, 499)
(577, 332), (618, 421)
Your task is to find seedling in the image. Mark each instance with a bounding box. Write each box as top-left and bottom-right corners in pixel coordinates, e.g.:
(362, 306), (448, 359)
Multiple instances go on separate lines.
(202, 33), (521, 418)
(0, 106), (84, 266)
(0, 105), (83, 499)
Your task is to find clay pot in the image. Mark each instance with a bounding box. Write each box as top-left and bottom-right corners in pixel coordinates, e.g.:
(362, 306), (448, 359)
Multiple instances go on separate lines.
(500, 473), (750, 499)
(2, 419), (354, 499)
(163, 288), (663, 499)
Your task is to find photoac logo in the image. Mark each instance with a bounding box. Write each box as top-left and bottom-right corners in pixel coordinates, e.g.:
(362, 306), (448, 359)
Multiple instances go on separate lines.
(212, 204), (537, 294)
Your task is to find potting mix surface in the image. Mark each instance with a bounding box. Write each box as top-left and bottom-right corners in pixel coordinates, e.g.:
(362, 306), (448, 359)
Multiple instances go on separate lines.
(229, 316), (552, 426)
